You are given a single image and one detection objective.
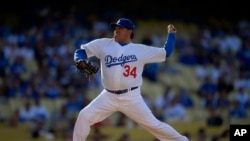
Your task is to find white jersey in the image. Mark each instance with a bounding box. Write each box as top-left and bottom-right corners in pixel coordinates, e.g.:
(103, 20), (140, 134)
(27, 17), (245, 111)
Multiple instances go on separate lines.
(73, 23), (189, 141)
(81, 38), (166, 90)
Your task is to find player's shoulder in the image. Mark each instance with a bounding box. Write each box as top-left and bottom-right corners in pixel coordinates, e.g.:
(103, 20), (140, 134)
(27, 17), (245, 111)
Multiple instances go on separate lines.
(91, 38), (113, 43)
(129, 43), (162, 52)
(130, 43), (150, 48)
(95, 37), (112, 41)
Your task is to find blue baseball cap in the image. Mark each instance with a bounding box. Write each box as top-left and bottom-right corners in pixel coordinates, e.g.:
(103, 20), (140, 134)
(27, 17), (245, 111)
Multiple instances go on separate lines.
(110, 18), (135, 30)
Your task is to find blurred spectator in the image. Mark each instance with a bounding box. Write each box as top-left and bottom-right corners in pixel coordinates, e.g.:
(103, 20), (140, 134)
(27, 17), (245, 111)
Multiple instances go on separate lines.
(206, 107), (223, 126)
(236, 40), (250, 71)
(154, 85), (175, 111)
(163, 95), (187, 122)
(177, 88), (194, 108)
(237, 17), (250, 38)
(194, 62), (210, 82)
(209, 56), (222, 84)
(18, 100), (35, 123)
(44, 78), (64, 99)
(2, 40), (20, 62)
(9, 55), (27, 76)
(234, 87), (249, 109)
(200, 91), (216, 109)
(200, 28), (212, 51)
(234, 69), (250, 92)
(178, 46), (197, 66)
(216, 74), (234, 95)
(191, 30), (210, 65)
(0, 50), (9, 77)
(229, 100), (248, 119)
(213, 89), (231, 109)
(24, 75), (43, 100)
(31, 98), (50, 122)
(49, 104), (71, 138)
(64, 94), (83, 116)
(92, 20), (109, 38)
(197, 76), (217, 98)
(222, 29), (242, 55)
(212, 31), (228, 55)
(73, 87), (89, 107)
(6, 76), (27, 98)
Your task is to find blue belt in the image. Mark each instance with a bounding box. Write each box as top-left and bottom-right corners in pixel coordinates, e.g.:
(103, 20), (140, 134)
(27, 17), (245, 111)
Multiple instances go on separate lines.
(106, 86), (138, 94)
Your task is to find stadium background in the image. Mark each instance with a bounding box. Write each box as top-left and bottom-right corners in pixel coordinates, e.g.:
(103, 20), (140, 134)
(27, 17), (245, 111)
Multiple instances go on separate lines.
(0, 0), (250, 141)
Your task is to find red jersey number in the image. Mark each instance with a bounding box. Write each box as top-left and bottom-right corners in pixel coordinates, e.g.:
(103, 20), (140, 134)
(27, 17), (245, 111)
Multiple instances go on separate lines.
(123, 65), (137, 78)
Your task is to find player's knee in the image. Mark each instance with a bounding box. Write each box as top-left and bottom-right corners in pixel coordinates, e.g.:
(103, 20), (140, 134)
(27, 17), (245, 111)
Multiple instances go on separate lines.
(77, 110), (91, 125)
(141, 119), (162, 128)
(78, 109), (100, 126)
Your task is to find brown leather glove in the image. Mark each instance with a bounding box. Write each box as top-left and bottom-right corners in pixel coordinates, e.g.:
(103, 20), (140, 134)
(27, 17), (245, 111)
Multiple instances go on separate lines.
(74, 60), (99, 78)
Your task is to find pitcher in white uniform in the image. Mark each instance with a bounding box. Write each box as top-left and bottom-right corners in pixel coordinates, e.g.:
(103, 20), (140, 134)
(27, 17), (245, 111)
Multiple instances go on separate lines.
(73, 18), (189, 141)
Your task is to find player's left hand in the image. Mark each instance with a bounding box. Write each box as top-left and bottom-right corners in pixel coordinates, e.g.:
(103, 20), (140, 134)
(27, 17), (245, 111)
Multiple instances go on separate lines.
(168, 24), (177, 34)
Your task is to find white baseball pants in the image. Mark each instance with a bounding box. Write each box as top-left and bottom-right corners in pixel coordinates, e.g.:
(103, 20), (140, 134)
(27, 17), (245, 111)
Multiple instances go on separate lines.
(73, 88), (188, 141)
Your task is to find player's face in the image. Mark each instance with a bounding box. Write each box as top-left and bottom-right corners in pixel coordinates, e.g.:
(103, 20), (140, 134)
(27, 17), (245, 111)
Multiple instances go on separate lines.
(113, 26), (132, 43)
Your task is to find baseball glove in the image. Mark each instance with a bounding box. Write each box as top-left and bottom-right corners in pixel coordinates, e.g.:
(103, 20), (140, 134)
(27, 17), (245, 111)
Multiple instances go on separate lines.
(74, 59), (99, 78)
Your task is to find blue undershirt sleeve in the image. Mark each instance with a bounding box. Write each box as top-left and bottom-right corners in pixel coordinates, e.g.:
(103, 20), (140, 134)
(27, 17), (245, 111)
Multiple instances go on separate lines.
(163, 33), (176, 58)
(74, 49), (87, 61)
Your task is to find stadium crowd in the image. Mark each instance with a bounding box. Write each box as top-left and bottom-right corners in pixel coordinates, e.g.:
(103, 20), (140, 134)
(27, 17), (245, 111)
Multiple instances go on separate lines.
(0, 6), (250, 141)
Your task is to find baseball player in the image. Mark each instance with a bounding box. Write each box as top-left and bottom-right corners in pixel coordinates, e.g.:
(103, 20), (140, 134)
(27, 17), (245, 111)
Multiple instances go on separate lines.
(73, 18), (189, 141)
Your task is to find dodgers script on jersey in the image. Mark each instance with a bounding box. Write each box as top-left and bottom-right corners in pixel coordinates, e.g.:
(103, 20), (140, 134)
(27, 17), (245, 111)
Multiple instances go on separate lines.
(81, 38), (166, 90)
